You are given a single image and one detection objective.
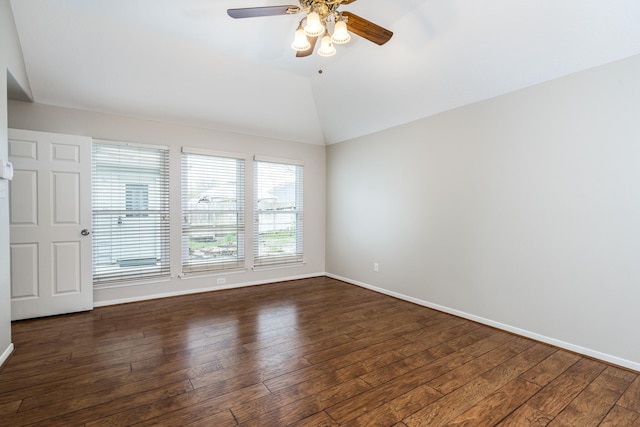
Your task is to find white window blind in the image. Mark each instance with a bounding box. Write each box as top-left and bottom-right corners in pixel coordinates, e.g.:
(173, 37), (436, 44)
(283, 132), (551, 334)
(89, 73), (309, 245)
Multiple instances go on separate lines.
(254, 158), (303, 267)
(92, 142), (170, 286)
(181, 149), (245, 273)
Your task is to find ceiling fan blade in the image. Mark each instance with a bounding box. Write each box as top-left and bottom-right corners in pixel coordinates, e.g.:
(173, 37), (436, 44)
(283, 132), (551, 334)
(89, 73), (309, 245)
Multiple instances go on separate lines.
(342, 11), (393, 45)
(340, 0), (358, 4)
(227, 5), (300, 19)
(296, 35), (318, 57)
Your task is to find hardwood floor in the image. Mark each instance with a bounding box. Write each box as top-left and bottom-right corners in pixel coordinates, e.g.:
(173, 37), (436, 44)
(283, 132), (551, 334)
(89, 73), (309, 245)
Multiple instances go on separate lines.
(1, 276), (638, 426)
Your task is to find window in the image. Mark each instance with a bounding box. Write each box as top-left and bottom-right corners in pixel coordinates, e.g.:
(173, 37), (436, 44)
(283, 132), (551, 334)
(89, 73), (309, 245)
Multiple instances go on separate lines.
(254, 157), (303, 267)
(182, 148), (245, 274)
(92, 142), (170, 286)
(125, 183), (148, 217)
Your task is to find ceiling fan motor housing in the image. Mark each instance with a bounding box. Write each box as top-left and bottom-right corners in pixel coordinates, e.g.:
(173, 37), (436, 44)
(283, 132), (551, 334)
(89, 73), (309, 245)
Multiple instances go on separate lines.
(300, 0), (343, 22)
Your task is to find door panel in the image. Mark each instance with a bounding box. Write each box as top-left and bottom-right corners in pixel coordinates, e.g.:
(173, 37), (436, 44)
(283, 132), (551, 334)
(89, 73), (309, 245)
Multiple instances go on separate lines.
(51, 143), (79, 162)
(9, 170), (37, 225)
(9, 243), (38, 299)
(52, 241), (81, 294)
(52, 172), (80, 224)
(9, 129), (93, 320)
(8, 137), (36, 159)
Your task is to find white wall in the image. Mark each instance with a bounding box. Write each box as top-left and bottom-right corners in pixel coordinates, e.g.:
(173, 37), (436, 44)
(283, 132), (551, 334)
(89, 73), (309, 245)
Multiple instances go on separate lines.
(8, 101), (325, 305)
(1, 0), (32, 366)
(326, 54), (640, 371)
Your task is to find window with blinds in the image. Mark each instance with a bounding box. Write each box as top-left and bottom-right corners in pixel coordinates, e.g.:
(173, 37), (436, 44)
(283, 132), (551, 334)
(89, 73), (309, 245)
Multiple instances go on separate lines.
(254, 157), (303, 267)
(181, 148), (245, 274)
(92, 142), (170, 286)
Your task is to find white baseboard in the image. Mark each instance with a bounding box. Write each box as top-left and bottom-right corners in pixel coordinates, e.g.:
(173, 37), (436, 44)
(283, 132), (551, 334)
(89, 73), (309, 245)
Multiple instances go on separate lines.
(326, 273), (640, 373)
(0, 343), (14, 368)
(94, 272), (325, 307)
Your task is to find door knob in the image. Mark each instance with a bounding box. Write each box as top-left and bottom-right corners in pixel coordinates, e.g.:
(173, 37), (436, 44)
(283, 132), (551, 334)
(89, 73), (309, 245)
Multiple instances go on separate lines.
(81, 229), (91, 236)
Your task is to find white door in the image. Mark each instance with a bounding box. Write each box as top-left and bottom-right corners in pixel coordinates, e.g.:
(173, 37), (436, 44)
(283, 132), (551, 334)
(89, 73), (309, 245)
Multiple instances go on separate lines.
(8, 129), (93, 320)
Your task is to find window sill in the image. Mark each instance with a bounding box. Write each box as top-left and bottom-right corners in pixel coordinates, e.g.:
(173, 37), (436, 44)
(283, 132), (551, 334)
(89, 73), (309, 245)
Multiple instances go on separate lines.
(178, 269), (247, 280)
(252, 262), (306, 272)
(93, 276), (171, 290)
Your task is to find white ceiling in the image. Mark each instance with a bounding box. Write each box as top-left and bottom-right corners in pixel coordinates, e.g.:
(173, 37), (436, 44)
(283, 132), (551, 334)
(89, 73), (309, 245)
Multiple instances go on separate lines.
(9, 0), (640, 145)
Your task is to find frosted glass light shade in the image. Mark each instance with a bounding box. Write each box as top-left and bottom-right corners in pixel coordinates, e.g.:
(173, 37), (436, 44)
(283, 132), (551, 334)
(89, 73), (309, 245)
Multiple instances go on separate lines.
(331, 20), (350, 44)
(291, 27), (311, 51)
(304, 12), (325, 37)
(318, 33), (336, 57)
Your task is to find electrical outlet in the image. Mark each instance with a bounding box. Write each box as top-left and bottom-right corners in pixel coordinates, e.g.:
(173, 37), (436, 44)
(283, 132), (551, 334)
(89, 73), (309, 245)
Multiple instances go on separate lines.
(373, 262), (379, 272)
(217, 278), (226, 284)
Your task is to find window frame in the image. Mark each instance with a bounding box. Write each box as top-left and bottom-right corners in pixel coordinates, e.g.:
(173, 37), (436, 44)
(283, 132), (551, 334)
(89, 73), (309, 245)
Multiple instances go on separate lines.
(253, 156), (304, 268)
(181, 147), (246, 275)
(91, 140), (170, 287)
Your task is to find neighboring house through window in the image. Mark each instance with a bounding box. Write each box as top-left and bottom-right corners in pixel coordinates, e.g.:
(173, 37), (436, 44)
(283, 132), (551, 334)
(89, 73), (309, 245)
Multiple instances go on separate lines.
(125, 183), (149, 217)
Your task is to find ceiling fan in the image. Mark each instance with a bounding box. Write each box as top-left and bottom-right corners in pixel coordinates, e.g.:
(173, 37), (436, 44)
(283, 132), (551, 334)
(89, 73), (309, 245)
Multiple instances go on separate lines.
(227, 0), (393, 57)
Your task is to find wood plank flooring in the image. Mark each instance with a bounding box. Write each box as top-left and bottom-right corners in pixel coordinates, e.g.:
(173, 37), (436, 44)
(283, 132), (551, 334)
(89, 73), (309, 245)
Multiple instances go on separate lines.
(1, 276), (638, 426)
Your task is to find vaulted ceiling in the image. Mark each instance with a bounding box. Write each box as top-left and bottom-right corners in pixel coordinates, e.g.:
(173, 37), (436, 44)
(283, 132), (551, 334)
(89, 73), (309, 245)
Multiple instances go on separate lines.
(9, 0), (640, 145)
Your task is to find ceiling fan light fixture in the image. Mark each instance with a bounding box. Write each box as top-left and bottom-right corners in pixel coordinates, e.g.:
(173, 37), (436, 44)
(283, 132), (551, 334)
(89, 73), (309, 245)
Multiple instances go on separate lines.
(227, 1), (394, 58)
(291, 25), (311, 51)
(317, 33), (336, 57)
(331, 19), (350, 44)
(304, 11), (325, 37)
